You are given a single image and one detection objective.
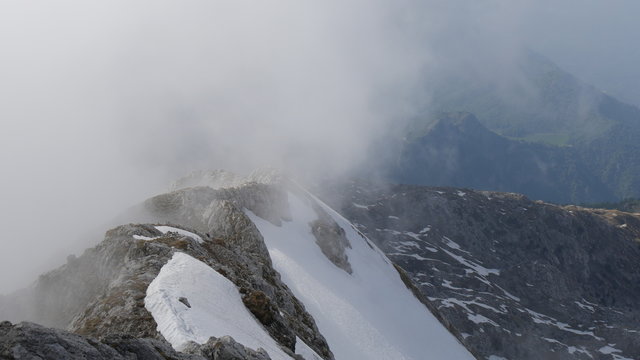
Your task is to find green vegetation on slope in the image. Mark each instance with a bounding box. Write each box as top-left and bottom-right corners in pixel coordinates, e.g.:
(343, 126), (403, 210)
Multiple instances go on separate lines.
(399, 51), (640, 203)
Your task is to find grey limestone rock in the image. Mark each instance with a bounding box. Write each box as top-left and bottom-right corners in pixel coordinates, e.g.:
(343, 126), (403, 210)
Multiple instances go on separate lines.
(1, 173), (334, 360)
(182, 336), (271, 360)
(140, 184), (332, 359)
(308, 202), (352, 274)
(0, 321), (274, 360)
(317, 179), (640, 360)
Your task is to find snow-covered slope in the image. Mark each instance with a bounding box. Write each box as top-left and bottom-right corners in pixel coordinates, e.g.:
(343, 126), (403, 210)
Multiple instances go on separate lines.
(145, 252), (292, 359)
(145, 250), (328, 359)
(246, 189), (474, 360)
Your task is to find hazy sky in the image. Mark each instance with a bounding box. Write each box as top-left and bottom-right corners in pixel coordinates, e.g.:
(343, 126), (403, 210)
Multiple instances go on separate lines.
(0, 1), (639, 293)
(522, 0), (640, 106)
(0, 0), (432, 293)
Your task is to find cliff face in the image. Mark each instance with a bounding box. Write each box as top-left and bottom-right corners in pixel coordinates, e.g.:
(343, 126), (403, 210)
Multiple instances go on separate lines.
(317, 179), (640, 360)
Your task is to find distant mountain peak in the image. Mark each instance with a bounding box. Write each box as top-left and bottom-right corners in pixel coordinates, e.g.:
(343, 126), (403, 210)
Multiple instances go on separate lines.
(430, 111), (493, 135)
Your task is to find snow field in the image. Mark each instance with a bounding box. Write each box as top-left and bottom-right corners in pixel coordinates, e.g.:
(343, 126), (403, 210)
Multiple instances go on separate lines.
(134, 225), (203, 243)
(248, 190), (474, 360)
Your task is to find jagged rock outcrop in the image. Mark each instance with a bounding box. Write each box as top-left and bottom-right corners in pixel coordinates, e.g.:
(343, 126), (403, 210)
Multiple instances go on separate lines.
(0, 174), (334, 360)
(138, 183), (331, 358)
(182, 336), (272, 360)
(308, 203), (352, 274)
(0, 321), (272, 360)
(317, 179), (640, 360)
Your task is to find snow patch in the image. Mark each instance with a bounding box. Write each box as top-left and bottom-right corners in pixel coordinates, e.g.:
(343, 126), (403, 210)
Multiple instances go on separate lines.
(134, 226), (203, 243)
(295, 337), (323, 360)
(496, 286), (520, 302)
(440, 297), (507, 315)
(467, 313), (499, 326)
(443, 236), (461, 250)
(397, 241), (421, 249)
(599, 345), (622, 355)
(598, 345), (633, 360)
(567, 346), (592, 358)
(145, 252), (291, 359)
(352, 203), (370, 210)
(388, 252), (430, 261)
(423, 246), (439, 253)
(155, 226), (203, 243)
(403, 232), (422, 241)
(442, 248), (500, 277)
(574, 300), (595, 312)
(526, 309), (603, 340)
(541, 337), (564, 345)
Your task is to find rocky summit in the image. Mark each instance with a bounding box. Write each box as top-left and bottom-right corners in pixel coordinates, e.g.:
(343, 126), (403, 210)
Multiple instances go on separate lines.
(316, 179), (640, 360)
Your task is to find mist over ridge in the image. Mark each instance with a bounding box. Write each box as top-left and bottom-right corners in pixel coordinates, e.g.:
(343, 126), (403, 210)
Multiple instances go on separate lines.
(1, 0), (639, 294)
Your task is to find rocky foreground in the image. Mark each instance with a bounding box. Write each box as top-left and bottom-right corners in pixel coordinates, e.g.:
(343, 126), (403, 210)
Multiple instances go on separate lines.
(1, 321), (270, 360)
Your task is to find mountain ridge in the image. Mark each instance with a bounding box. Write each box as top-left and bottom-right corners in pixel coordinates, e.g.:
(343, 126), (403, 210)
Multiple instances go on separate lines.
(393, 112), (613, 203)
(316, 178), (640, 360)
(0, 170), (473, 360)
(395, 50), (640, 203)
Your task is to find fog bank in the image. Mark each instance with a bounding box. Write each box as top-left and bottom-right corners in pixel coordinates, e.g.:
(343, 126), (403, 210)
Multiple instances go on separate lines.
(1, 1), (639, 293)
